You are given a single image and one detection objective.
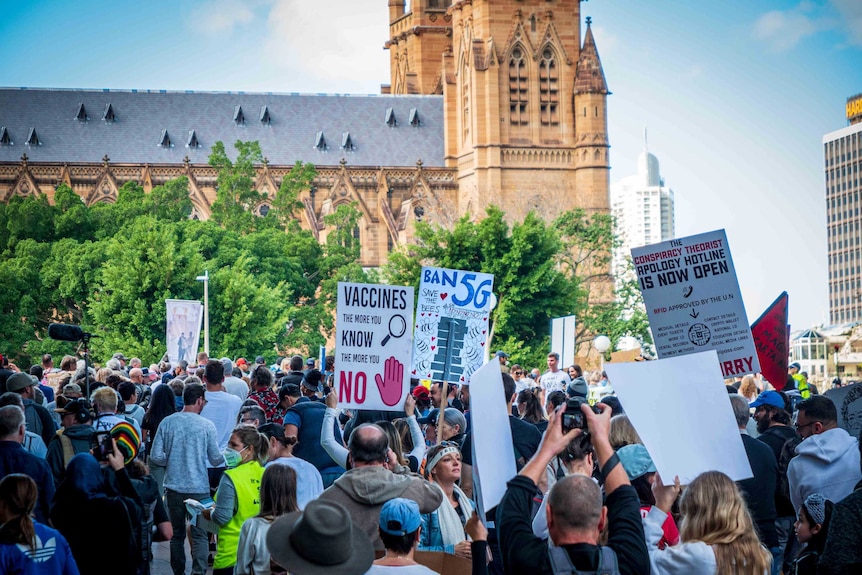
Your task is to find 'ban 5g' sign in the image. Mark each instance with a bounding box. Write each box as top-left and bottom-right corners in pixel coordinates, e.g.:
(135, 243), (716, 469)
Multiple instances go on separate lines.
(412, 266), (494, 385)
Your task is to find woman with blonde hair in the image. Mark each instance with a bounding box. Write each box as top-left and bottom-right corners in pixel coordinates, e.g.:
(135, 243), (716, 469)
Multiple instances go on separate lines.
(647, 470), (772, 574)
(609, 414), (643, 450)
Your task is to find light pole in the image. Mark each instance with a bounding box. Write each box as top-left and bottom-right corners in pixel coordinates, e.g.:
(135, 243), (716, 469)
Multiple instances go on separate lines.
(593, 335), (611, 369)
(196, 270), (210, 356)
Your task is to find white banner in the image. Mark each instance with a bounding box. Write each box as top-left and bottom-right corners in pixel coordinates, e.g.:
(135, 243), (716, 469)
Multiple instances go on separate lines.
(632, 229), (760, 378)
(166, 299), (203, 364)
(335, 282), (414, 411)
(551, 315), (577, 368)
(412, 266), (494, 385)
(604, 351), (753, 484)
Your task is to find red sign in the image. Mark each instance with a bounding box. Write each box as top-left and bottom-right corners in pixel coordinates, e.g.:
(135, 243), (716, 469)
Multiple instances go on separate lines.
(750, 292), (789, 390)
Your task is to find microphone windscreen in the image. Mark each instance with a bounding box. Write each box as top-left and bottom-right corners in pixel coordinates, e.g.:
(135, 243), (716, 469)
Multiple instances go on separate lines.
(48, 324), (84, 342)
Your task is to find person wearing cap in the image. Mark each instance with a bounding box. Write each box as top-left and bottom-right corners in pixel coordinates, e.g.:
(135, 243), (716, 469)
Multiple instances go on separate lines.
(729, 394), (780, 568)
(495, 350), (511, 375)
(411, 385), (432, 417)
(304, 357), (316, 373)
(265, 499), (374, 574)
(788, 396), (861, 514)
(45, 396), (97, 486)
(418, 408), (466, 450)
(789, 362), (811, 399)
(235, 357), (249, 376)
(614, 443), (680, 551)
(319, 423), (443, 551)
(750, 389), (799, 571)
(0, 405), (55, 524)
(368, 498), (439, 574)
(284, 372), (345, 488)
(7, 371), (56, 446)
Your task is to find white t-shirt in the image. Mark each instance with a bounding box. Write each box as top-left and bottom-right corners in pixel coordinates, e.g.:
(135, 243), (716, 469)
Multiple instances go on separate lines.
(201, 389), (242, 454)
(540, 370), (571, 394)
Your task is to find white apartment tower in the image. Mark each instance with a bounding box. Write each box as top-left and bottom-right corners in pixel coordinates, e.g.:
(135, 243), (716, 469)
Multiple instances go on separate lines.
(611, 130), (675, 278)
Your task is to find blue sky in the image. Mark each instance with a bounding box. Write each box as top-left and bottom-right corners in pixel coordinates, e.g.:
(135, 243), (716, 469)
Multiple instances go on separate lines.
(1, 0), (861, 329)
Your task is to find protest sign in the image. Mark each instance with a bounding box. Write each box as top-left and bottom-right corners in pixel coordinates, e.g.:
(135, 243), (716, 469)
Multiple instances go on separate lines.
(750, 292), (789, 390)
(551, 315), (577, 368)
(412, 266), (494, 385)
(825, 382), (862, 438)
(604, 350), (753, 483)
(165, 299), (203, 364)
(632, 229), (760, 378)
(335, 282), (414, 411)
(468, 357), (516, 515)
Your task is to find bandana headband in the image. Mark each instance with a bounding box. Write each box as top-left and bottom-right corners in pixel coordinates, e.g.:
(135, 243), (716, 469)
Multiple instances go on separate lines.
(426, 446), (460, 475)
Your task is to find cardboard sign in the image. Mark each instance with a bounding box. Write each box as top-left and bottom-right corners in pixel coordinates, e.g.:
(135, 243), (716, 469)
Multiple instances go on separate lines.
(165, 299), (203, 364)
(414, 551), (471, 575)
(750, 292), (789, 390)
(468, 357), (516, 515)
(412, 266), (494, 385)
(825, 382), (862, 438)
(335, 282), (414, 411)
(604, 351), (753, 484)
(631, 229), (760, 378)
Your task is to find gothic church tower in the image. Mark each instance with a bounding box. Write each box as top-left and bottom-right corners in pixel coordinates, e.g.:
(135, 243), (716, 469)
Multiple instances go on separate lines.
(386, 0), (610, 221)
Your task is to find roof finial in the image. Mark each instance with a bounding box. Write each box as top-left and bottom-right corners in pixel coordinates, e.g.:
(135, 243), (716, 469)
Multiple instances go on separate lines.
(585, 16), (592, 26)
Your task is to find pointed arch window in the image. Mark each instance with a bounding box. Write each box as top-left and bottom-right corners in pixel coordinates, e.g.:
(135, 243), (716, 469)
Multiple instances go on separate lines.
(461, 56), (471, 142)
(539, 47), (559, 125)
(509, 47), (528, 125)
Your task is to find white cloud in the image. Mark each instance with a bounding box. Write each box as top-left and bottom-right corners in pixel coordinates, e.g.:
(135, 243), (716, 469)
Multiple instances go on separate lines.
(190, 0), (255, 36)
(830, 0), (862, 46)
(261, 0), (390, 93)
(753, 7), (819, 52)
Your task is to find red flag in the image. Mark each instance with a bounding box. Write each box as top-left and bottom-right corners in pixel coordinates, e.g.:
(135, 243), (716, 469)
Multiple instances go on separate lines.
(750, 292), (789, 391)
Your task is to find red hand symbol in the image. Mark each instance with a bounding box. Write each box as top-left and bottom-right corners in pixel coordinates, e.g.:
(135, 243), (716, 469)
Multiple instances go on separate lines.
(375, 356), (404, 406)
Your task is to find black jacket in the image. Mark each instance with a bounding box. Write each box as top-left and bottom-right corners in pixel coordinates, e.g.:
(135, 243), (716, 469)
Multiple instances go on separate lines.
(738, 433), (779, 547)
(497, 475), (649, 575)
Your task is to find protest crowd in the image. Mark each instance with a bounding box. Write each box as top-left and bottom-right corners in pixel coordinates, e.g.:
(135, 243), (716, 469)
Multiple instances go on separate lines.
(1, 347), (861, 575)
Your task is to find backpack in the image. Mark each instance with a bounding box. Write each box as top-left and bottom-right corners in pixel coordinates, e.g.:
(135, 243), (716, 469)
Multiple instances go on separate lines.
(548, 545), (620, 575)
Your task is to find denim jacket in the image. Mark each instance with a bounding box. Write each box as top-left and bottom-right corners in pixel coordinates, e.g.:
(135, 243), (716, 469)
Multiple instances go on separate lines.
(419, 510), (455, 555)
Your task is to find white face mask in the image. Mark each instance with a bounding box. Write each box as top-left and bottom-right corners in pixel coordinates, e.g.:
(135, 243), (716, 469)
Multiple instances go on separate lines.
(222, 445), (249, 468)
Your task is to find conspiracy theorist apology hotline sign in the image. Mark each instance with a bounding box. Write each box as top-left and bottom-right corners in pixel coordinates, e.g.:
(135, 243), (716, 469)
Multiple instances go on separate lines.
(412, 266), (494, 385)
(336, 282), (414, 411)
(631, 229), (760, 378)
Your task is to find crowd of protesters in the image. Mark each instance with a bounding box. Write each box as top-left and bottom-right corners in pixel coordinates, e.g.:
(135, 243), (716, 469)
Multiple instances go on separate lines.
(0, 347), (861, 575)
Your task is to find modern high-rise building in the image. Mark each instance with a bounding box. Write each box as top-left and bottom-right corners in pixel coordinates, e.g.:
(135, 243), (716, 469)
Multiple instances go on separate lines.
(610, 131), (675, 278)
(825, 93), (862, 324)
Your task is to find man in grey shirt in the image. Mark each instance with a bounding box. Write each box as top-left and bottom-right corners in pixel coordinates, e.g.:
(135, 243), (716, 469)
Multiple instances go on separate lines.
(150, 382), (224, 575)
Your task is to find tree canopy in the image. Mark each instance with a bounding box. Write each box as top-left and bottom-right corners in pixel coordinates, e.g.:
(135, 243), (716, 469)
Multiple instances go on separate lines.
(0, 141), (365, 366)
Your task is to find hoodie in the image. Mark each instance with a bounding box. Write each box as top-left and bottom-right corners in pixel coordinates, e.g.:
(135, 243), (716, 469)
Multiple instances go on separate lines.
(318, 465), (442, 550)
(787, 427), (861, 512)
(46, 424), (96, 487)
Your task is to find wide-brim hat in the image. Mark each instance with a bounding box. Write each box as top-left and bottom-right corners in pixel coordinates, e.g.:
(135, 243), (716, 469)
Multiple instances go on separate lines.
(266, 499), (373, 575)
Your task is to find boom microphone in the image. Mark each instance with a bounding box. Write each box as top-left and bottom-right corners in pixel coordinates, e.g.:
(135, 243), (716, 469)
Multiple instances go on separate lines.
(48, 323), (85, 341)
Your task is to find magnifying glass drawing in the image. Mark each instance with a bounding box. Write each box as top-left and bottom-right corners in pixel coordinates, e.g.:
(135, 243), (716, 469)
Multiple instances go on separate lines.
(382, 314), (407, 346)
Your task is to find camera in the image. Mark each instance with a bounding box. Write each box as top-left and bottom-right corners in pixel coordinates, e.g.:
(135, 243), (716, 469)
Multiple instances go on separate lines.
(91, 432), (113, 462)
(561, 397), (599, 433)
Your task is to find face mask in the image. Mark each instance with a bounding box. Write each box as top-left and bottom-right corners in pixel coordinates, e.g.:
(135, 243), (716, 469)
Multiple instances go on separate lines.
(223, 445), (248, 468)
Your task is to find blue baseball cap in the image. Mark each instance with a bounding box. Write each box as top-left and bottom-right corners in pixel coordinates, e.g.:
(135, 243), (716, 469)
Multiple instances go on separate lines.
(379, 498), (421, 536)
(617, 444), (657, 481)
(749, 390), (785, 409)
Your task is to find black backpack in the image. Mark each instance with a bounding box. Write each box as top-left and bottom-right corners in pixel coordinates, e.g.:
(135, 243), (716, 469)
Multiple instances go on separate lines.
(548, 545), (621, 575)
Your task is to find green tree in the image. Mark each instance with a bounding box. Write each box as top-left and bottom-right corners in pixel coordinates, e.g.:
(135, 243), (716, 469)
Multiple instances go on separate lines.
(383, 206), (651, 365)
(209, 140), (267, 233)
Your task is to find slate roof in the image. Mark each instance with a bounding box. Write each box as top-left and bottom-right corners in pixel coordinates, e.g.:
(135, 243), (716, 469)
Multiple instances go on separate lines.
(0, 88), (445, 167)
(574, 21), (609, 95)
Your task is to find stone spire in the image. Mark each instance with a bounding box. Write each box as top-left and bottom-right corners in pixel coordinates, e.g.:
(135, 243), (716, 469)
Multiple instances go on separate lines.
(574, 17), (609, 95)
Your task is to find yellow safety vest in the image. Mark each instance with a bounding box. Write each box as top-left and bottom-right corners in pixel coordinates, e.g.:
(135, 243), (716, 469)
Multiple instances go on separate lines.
(213, 460), (264, 569)
(793, 374), (810, 399)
